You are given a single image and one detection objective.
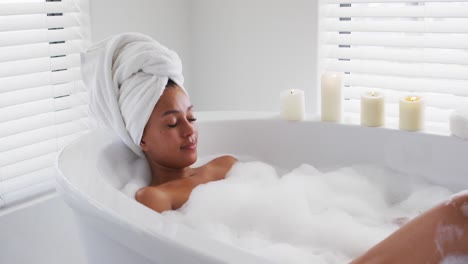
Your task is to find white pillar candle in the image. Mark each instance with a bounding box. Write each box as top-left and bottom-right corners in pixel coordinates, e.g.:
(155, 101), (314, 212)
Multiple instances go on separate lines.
(399, 95), (425, 131)
(280, 89), (305, 121)
(321, 72), (343, 122)
(361, 91), (385, 127)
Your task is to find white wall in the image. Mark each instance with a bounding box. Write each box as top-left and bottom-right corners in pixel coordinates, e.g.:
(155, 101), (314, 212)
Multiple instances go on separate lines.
(89, 0), (192, 91)
(189, 0), (319, 113)
(90, 0), (319, 113)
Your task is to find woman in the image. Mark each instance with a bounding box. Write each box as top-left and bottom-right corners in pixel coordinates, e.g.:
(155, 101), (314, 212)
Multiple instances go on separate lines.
(135, 80), (237, 212)
(83, 33), (468, 263)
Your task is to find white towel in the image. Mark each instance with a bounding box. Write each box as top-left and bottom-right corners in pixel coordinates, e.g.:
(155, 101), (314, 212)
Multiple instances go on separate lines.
(81, 32), (186, 157)
(449, 107), (468, 140)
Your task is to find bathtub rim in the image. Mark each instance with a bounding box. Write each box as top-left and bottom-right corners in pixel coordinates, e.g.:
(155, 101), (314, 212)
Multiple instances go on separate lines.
(194, 110), (454, 138)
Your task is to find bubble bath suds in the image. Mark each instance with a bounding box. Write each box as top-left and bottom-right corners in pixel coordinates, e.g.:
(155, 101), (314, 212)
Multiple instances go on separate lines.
(162, 161), (456, 264)
(435, 224), (464, 256)
(440, 254), (468, 264)
(461, 203), (468, 218)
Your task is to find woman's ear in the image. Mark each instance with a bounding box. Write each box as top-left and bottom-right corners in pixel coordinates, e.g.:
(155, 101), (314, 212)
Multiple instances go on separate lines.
(140, 139), (148, 151)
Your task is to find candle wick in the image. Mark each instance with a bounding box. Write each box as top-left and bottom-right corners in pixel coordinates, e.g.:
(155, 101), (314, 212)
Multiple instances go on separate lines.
(290, 90), (294, 94)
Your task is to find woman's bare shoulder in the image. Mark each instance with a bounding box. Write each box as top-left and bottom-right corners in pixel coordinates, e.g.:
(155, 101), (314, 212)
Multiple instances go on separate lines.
(135, 186), (172, 213)
(199, 155), (238, 181)
(209, 155), (238, 167)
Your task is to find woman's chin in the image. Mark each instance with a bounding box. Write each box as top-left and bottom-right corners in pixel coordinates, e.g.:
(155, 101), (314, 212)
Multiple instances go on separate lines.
(180, 152), (197, 167)
(188, 154), (198, 166)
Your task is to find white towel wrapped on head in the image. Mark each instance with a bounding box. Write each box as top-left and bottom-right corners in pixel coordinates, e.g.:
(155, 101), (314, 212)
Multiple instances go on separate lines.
(81, 32), (186, 157)
(449, 107), (468, 140)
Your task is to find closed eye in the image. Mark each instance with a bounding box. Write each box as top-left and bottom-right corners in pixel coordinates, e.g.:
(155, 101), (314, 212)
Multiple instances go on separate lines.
(167, 117), (196, 128)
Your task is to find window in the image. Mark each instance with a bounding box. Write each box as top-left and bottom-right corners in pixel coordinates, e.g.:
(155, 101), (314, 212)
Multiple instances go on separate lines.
(318, 0), (468, 134)
(0, 0), (91, 210)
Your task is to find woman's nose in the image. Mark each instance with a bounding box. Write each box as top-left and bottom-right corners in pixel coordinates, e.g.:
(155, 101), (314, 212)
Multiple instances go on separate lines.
(182, 120), (195, 137)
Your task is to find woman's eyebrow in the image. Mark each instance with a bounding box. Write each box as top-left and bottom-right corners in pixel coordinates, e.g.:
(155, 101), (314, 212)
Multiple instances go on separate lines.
(161, 105), (194, 117)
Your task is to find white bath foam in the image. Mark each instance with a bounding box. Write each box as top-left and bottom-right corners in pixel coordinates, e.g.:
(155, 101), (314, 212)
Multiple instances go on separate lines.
(435, 223), (465, 256)
(392, 185), (453, 216)
(440, 254), (468, 264)
(162, 161), (456, 264)
(462, 203), (468, 218)
(446, 190), (468, 205)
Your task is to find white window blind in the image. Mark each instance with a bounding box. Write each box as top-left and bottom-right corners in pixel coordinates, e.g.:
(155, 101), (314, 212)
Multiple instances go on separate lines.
(0, 0), (91, 210)
(318, 0), (468, 134)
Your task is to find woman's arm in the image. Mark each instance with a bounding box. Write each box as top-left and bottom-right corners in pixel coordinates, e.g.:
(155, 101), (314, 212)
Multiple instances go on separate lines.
(351, 194), (468, 264)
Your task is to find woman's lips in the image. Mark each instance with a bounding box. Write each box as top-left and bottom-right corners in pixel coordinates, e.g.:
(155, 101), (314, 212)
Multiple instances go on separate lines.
(181, 142), (197, 150)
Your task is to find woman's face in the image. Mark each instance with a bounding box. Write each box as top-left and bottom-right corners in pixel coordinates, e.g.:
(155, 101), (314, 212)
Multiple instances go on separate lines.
(140, 85), (198, 169)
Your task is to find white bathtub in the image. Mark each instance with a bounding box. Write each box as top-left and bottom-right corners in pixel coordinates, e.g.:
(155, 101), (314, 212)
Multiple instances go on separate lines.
(55, 111), (468, 264)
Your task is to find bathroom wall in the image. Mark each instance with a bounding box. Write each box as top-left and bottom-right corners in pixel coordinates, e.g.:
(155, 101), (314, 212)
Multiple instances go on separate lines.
(91, 0), (319, 113)
(89, 0), (192, 91)
(189, 0), (319, 114)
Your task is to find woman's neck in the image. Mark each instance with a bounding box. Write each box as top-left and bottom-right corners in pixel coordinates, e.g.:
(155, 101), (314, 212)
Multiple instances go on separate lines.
(147, 160), (195, 186)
